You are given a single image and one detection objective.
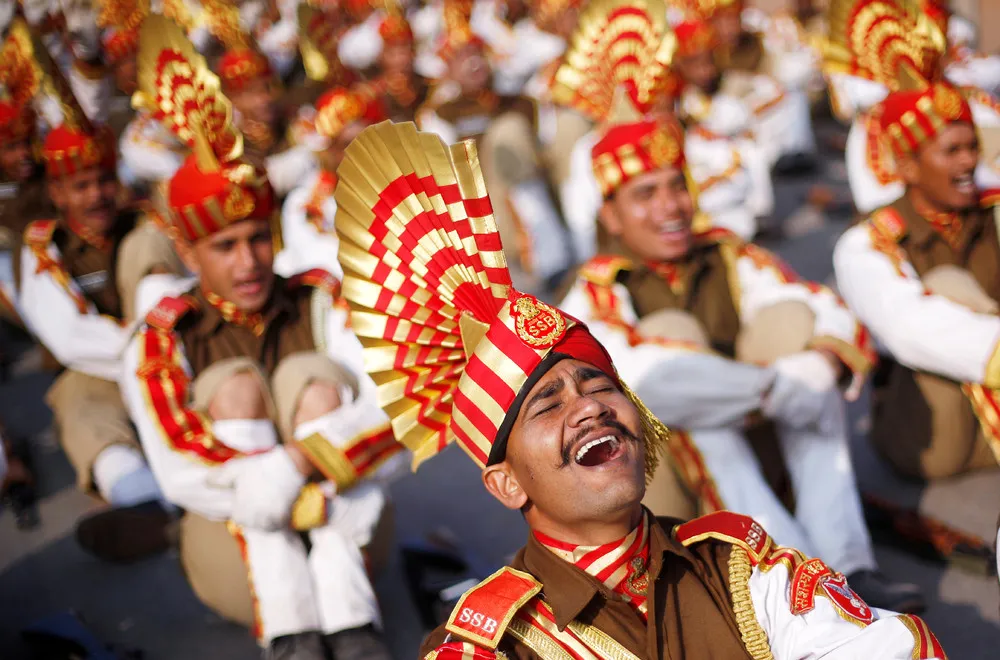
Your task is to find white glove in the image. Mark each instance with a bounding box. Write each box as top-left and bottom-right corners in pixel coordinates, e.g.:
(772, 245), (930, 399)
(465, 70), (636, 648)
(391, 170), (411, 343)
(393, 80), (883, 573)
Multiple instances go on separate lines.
(60, 0), (101, 61)
(209, 448), (306, 531)
(762, 351), (839, 432)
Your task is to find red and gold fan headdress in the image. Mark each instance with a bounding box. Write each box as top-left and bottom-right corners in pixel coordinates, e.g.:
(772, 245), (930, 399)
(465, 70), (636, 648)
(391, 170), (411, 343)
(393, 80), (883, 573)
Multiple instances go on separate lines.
(200, 0), (273, 92)
(823, 0), (946, 89)
(334, 121), (666, 474)
(134, 14), (274, 243)
(437, 0), (485, 61)
(674, 0), (742, 20)
(96, 0), (149, 65)
(299, 3), (355, 86)
(0, 19), (42, 144)
(3, 19), (116, 177)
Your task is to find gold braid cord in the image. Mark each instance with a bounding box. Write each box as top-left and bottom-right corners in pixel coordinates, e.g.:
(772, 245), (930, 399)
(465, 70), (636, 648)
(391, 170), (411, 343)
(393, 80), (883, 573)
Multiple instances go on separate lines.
(823, 0), (946, 90)
(134, 14), (243, 172)
(550, 0), (671, 122)
(618, 377), (663, 482)
(728, 548), (775, 660)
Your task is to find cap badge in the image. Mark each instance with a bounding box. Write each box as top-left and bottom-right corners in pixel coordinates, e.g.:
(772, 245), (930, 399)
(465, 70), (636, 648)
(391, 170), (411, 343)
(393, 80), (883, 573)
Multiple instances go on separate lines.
(510, 293), (567, 349)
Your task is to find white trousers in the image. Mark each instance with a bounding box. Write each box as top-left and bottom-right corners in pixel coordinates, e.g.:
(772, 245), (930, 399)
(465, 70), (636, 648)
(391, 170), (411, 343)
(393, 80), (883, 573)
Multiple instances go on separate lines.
(236, 482), (386, 644)
(689, 401), (875, 575)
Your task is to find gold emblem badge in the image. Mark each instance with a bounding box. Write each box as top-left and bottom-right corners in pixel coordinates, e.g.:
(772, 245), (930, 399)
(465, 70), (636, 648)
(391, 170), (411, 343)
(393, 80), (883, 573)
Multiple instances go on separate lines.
(223, 186), (255, 221)
(932, 84), (964, 121)
(647, 127), (680, 168)
(510, 294), (567, 349)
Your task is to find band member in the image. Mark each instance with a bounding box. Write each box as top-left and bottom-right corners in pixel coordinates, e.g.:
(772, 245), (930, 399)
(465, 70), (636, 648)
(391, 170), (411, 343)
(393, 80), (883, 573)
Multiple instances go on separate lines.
(556, 98), (923, 611)
(834, 81), (1000, 482)
(333, 119), (944, 658)
(122, 18), (401, 658)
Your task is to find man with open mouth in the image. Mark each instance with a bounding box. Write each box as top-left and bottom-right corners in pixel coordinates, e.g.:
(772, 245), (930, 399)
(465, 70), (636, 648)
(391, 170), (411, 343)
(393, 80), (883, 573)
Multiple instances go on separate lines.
(834, 79), (1000, 485)
(334, 120), (943, 658)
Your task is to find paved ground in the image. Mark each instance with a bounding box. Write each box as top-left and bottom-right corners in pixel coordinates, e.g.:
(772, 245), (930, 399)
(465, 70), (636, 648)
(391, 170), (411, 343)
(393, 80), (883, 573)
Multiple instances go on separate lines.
(1, 133), (999, 659)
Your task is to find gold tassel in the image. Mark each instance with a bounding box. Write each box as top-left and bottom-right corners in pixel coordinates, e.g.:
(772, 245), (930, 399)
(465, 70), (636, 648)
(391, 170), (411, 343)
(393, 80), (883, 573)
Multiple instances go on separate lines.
(617, 377), (667, 483)
(728, 548), (775, 660)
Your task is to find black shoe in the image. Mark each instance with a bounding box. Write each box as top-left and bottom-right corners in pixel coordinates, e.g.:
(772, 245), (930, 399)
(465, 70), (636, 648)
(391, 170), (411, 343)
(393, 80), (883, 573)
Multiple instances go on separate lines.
(847, 570), (926, 614)
(324, 625), (391, 660)
(74, 501), (175, 564)
(263, 631), (327, 660)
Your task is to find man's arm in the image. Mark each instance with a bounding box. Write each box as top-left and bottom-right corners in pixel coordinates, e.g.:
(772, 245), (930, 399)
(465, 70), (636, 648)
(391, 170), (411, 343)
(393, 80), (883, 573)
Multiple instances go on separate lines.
(833, 223), (1000, 387)
(19, 240), (130, 381)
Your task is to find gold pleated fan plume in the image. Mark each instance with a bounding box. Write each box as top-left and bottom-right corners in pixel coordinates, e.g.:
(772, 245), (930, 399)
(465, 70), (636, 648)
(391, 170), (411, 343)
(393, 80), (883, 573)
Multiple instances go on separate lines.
(550, 0), (671, 122)
(823, 0), (946, 91)
(133, 14), (242, 173)
(0, 19), (43, 111)
(96, 0), (149, 30)
(334, 121), (513, 468)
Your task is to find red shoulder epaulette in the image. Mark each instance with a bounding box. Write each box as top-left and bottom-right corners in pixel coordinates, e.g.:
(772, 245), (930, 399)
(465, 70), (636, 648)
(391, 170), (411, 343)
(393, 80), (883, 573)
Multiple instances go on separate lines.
(145, 295), (199, 332)
(287, 268), (341, 297)
(675, 511), (772, 565)
(24, 220), (58, 248)
(980, 188), (1000, 210)
(578, 256), (633, 287)
(694, 224), (741, 246)
(869, 207), (907, 243)
(424, 641), (498, 659)
(444, 567), (542, 649)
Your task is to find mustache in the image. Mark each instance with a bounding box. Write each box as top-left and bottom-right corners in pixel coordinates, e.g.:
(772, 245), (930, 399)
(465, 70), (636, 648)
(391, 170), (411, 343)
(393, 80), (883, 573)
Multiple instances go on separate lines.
(558, 418), (640, 468)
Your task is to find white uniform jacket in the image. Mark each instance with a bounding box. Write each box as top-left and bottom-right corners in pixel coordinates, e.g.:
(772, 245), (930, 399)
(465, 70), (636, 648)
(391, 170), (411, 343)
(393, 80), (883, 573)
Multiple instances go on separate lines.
(559, 233), (875, 421)
(19, 220), (131, 382)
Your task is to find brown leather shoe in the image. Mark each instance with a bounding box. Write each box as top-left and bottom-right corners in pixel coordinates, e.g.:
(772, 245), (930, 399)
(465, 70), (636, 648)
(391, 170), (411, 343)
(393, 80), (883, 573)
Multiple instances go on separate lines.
(74, 501), (175, 563)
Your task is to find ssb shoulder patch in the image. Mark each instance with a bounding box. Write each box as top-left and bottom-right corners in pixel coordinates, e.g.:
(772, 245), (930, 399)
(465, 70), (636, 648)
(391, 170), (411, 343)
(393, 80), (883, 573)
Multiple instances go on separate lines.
(445, 567), (542, 649)
(24, 220), (58, 247)
(675, 511), (771, 565)
(287, 268), (341, 297)
(578, 256), (634, 287)
(145, 295), (199, 331)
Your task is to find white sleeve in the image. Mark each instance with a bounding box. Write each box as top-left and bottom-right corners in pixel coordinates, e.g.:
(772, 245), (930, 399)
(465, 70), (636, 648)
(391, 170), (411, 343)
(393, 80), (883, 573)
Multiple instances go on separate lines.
(845, 118), (904, 215)
(559, 131), (601, 263)
(337, 13), (384, 71)
(120, 327), (281, 520)
(67, 62), (113, 124)
(19, 243), (130, 381)
(735, 242), (873, 382)
(750, 555), (937, 659)
(415, 108), (459, 145)
(833, 223), (1000, 386)
(266, 146), (317, 198)
(280, 184), (344, 279)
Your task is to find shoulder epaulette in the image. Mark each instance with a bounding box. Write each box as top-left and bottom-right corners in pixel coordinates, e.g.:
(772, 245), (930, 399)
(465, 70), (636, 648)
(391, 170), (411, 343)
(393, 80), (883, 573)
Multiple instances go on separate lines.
(980, 188), (1000, 210)
(145, 295), (199, 331)
(675, 511), (772, 565)
(578, 256), (634, 287)
(287, 268), (341, 297)
(444, 567), (542, 649)
(869, 207), (907, 243)
(693, 224), (741, 246)
(24, 220), (58, 248)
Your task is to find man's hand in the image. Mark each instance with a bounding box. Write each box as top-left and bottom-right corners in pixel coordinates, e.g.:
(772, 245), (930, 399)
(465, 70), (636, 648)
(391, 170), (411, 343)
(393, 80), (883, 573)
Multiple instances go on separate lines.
(209, 448), (307, 531)
(762, 350), (840, 431)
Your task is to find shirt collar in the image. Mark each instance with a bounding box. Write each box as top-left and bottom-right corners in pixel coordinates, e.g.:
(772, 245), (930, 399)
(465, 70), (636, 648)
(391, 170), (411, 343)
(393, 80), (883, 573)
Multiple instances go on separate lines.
(521, 509), (691, 630)
(897, 193), (982, 252)
(191, 277), (297, 338)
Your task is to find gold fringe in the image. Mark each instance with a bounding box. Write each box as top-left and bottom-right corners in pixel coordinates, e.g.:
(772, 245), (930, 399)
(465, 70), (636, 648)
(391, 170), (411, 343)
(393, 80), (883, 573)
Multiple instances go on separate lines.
(618, 377), (666, 483)
(728, 548), (774, 660)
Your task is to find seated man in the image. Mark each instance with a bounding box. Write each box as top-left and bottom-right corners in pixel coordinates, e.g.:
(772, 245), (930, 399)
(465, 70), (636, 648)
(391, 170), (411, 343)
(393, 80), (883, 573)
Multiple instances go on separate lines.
(276, 86), (385, 278)
(332, 120), (945, 658)
(19, 120), (177, 561)
(834, 82), (1000, 482)
(121, 19), (402, 658)
(417, 18), (570, 292)
(556, 107), (923, 611)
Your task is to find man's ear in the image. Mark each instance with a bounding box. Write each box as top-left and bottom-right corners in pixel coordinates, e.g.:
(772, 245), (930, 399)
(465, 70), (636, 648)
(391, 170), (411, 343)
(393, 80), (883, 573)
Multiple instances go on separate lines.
(598, 199), (623, 237)
(482, 462), (529, 511)
(897, 152), (921, 187)
(174, 238), (201, 276)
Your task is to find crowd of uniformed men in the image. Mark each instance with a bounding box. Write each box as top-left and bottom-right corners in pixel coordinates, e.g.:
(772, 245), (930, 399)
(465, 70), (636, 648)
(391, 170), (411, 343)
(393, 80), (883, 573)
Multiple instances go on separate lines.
(0, 0), (997, 657)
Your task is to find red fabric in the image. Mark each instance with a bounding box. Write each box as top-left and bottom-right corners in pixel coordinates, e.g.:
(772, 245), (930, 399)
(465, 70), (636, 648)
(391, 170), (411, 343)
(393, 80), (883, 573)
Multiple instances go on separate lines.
(314, 86), (387, 138)
(218, 48), (272, 91)
(0, 100), (34, 142)
(102, 27), (139, 64)
(674, 19), (717, 58)
(167, 156), (276, 242)
(877, 83), (974, 157)
(552, 324), (617, 384)
(591, 118), (686, 197)
(41, 124), (117, 177)
(379, 14), (414, 44)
